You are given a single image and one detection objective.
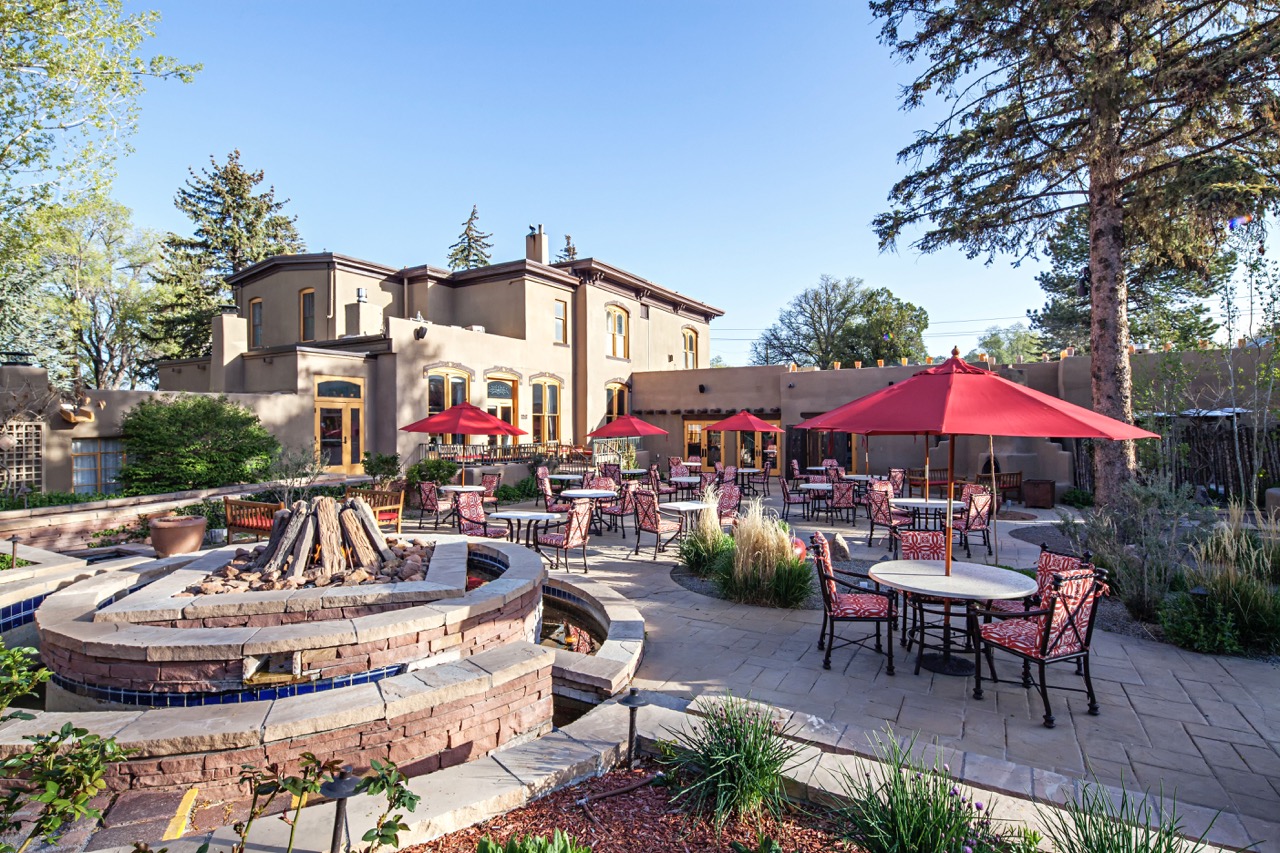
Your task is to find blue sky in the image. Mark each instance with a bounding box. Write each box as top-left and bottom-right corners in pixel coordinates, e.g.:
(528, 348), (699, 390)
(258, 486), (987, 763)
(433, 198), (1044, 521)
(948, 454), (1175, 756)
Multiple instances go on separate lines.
(114, 0), (1052, 363)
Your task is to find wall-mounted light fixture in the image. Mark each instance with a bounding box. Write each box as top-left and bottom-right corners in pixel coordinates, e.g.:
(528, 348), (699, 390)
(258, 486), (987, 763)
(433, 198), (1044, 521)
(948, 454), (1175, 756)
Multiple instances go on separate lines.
(414, 326), (428, 340)
(356, 287), (368, 304)
(697, 384), (706, 393)
(787, 383), (795, 389)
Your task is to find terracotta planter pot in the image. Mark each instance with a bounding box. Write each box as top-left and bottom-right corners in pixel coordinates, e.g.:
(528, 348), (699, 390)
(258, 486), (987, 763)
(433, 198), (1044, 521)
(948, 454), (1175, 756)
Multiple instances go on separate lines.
(149, 515), (208, 557)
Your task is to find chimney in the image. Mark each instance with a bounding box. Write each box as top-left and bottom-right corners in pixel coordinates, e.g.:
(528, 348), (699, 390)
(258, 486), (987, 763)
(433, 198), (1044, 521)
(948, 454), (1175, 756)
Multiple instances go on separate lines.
(526, 224), (549, 264)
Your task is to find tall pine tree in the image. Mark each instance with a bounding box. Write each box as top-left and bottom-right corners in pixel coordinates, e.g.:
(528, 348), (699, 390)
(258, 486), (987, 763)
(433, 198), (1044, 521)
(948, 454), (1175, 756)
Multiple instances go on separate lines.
(1028, 210), (1225, 354)
(870, 1), (1280, 505)
(149, 150), (304, 359)
(556, 234), (578, 262)
(446, 205), (493, 271)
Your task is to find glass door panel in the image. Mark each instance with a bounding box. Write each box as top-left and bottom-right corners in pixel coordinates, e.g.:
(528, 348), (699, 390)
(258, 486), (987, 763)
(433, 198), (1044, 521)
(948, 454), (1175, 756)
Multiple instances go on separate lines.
(349, 406), (362, 467)
(318, 407), (344, 467)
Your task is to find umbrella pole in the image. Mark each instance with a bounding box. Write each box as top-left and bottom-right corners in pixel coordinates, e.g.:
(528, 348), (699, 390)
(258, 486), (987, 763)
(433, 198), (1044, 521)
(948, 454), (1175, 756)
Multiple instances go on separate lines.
(945, 437), (955, 575)
(923, 438), (930, 501)
(989, 434), (999, 566)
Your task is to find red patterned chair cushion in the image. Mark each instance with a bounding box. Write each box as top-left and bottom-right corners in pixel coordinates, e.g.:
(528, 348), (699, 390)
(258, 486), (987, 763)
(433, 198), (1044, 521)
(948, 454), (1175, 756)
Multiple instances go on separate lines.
(461, 522), (507, 538)
(987, 598), (1032, 614)
(980, 617), (1044, 657)
(377, 510), (399, 522)
(832, 592), (890, 618)
(241, 516), (273, 530)
(649, 518), (681, 533)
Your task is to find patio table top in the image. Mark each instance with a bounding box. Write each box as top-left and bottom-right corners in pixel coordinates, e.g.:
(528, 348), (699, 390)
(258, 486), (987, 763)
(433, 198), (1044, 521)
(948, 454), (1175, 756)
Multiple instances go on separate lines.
(869, 559), (1036, 601)
(560, 488), (617, 499)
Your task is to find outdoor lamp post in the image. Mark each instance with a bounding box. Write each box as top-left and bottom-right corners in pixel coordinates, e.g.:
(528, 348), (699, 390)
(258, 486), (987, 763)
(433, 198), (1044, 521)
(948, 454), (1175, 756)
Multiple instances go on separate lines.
(617, 687), (649, 770)
(320, 766), (361, 853)
(7, 535), (18, 569)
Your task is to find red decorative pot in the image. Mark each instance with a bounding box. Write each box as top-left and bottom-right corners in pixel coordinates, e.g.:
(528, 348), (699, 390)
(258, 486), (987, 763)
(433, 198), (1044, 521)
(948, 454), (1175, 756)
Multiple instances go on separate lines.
(149, 515), (208, 558)
(790, 536), (807, 561)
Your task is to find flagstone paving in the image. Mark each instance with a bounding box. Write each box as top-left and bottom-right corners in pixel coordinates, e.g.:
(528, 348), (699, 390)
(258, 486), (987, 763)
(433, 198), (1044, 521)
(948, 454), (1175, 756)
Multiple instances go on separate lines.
(418, 491), (1280, 849)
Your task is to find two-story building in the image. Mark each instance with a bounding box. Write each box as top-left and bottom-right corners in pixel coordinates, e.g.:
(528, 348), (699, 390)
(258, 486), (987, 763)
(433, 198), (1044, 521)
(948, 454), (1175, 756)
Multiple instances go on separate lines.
(124, 226), (722, 479)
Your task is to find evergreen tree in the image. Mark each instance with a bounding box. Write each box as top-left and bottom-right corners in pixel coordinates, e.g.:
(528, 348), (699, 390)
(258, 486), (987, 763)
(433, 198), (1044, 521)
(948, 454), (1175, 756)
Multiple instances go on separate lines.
(557, 235), (578, 262)
(1028, 210), (1224, 354)
(869, 0), (1280, 504)
(446, 205), (493, 271)
(148, 151), (305, 359)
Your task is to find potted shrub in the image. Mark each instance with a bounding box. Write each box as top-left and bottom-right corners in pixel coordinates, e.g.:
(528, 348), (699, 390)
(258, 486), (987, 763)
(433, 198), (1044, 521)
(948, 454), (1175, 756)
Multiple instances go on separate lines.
(149, 511), (208, 557)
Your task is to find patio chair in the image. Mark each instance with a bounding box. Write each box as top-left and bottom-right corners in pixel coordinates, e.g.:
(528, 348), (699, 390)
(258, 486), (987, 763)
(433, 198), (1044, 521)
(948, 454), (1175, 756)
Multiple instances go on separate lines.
(970, 568), (1109, 727)
(778, 476), (810, 520)
(789, 458), (802, 486)
(687, 455), (703, 470)
(888, 468), (906, 498)
(718, 482), (742, 525)
(723, 465), (738, 486)
(866, 486), (911, 556)
(828, 480), (859, 525)
(480, 473), (501, 506)
(897, 530), (953, 670)
(714, 461), (724, 474)
(667, 456), (684, 472)
(456, 491), (508, 539)
(599, 481), (638, 538)
(537, 498), (594, 573)
(670, 462), (689, 478)
(601, 462), (623, 484)
(747, 466), (770, 496)
(646, 465), (677, 501)
(697, 471), (718, 493)
(633, 488), (682, 559)
(416, 482), (445, 529)
(988, 544), (1093, 615)
(540, 475), (572, 513)
(953, 492), (994, 558)
(811, 532), (896, 674)
(826, 465), (844, 484)
(821, 457), (839, 469)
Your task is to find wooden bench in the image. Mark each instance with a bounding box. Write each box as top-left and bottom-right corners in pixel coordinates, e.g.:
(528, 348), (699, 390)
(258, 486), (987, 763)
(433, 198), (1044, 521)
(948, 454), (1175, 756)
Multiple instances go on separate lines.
(906, 468), (952, 498)
(345, 487), (405, 533)
(224, 497), (285, 543)
(993, 471), (1023, 504)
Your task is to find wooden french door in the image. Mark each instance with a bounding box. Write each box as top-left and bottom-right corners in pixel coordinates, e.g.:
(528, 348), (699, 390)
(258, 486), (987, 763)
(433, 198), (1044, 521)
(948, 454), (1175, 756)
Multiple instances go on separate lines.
(314, 377), (366, 475)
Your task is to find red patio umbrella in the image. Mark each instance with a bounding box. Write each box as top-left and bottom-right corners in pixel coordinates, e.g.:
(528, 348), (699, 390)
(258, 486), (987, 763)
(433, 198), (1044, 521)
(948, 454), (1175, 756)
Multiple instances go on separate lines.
(704, 410), (785, 434)
(401, 401), (527, 484)
(586, 414), (668, 438)
(795, 351), (1157, 571)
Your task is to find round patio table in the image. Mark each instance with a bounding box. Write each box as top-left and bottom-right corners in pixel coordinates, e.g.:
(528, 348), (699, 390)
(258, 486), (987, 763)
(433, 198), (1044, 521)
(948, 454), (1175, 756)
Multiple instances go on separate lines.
(844, 474), (876, 482)
(892, 496), (947, 529)
(659, 500), (716, 540)
(439, 484), (486, 529)
(869, 559), (1037, 676)
(806, 465), (830, 473)
(547, 474), (583, 482)
(670, 476), (701, 485)
(621, 469), (648, 478)
(799, 482), (832, 491)
(560, 488), (618, 535)
(488, 510), (561, 547)
(737, 466), (763, 494)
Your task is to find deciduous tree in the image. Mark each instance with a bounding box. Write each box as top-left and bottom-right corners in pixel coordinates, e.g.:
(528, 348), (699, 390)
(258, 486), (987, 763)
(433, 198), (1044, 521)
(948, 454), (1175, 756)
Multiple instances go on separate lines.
(148, 151), (305, 358)
(749, 275), (928, 367)
(870, 0), (1280, 504)
(964, 323), (1042, 365)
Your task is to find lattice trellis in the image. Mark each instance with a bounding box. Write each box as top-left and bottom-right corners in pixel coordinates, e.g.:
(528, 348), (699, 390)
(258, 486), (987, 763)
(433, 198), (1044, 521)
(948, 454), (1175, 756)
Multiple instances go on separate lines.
(1, 421), (43, 494)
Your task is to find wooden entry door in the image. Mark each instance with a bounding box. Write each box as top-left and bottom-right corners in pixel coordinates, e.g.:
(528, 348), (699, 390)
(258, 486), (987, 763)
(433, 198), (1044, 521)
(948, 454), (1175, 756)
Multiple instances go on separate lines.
(314, 377), (365, 475)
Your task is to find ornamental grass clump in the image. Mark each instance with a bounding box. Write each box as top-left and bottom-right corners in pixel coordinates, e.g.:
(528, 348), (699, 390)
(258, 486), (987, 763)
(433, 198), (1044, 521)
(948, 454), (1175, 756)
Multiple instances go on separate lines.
(678, 485), (733, 576)
(660, 694), (804, 831)
(1036, 778), (1214, 853)
(712, 499), (811, 608)
(837, 729), (1040, 853)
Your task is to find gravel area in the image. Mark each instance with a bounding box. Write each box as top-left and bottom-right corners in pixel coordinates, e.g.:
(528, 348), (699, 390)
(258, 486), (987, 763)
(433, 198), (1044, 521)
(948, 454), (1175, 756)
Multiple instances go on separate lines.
(405, 765), (849, 853)
(1007, 524), (1077, 554)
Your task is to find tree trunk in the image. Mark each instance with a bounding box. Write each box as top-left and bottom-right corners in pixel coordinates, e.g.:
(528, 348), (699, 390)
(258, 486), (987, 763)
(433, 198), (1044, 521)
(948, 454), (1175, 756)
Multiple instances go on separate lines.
(1088, 151), (1136, 506)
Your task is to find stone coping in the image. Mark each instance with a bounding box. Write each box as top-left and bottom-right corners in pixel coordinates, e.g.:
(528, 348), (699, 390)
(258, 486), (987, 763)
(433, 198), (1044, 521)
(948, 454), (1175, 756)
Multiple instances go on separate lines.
(544, 574), (644, 697)
(0, 643), (551, 762)
(88, 691), (1238, 853)
(0, 550), (190, 611)
(92, 537), (468, 624)
(36, 536), (544, 663)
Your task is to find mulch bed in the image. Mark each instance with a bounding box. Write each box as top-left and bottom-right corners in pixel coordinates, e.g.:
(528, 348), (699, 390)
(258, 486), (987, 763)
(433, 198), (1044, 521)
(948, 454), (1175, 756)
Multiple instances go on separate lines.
(670, 558), (883, 611)
(404, 766), (852, 853)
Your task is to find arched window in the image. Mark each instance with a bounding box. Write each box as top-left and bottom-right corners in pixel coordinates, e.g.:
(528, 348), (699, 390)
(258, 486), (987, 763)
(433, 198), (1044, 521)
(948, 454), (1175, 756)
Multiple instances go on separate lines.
(605, 382), (629, 424)
(299, 289), (316, 342)
(531, 379), (560, 444)
(249, 299), (264, 349)
(683, 329), (698, 369)
(426, 368), (470, 444)
(606, 306), (629, 358)
(485, 376), (518, 446)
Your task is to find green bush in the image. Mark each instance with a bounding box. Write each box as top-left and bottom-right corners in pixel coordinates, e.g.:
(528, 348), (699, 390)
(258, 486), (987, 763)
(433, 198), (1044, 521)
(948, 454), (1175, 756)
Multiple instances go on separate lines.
(494, 477), (540, 505)
(678, 528), (734, 577)
(1037, 777), (1214, 853)
(659, 694), (803, 830)
(477, 831), (591, 853)
(0, 554), (31, 571)
(1160, 594), (1244, 655)
(118, 395), (279, 494)
(361, 451), (402, 486)
(0, 490), (113, 512)
(1060, 487), (1095, 508)
(406, 458), (459, 490)
(837, 729), (1040, 853)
